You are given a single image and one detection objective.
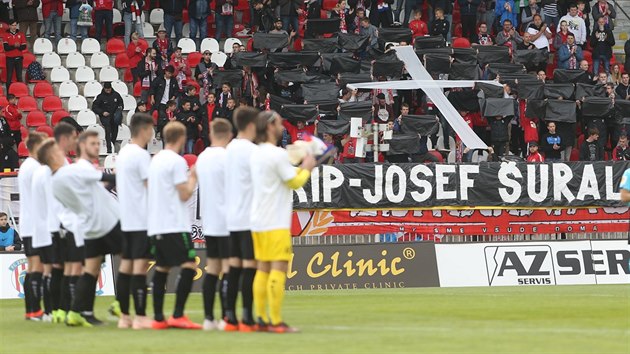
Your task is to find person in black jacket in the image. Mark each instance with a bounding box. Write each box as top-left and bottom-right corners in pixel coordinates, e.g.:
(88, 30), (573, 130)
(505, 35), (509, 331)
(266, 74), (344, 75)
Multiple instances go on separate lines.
(177, 100), (200, 154)
(541, 121), (564, 161)
(365, 0), (394, 28)
(157, 100), (177, 138)
(458, 0), (481, 41)
(135, 47), (160, 102)
(579, 128), (603, 161)
(488, 115), (510, 156)
(430, 8), (450, 40)
(149, 66), (179, 113)
(0, 139), (18, 171)
(189, 0), (211, 49)
(279, 0), (301, 34)
(590, 16), (615, 76)
(92, 82), (124, 153)
(161, 0), (184, 45)
(180, 85), (202, 121)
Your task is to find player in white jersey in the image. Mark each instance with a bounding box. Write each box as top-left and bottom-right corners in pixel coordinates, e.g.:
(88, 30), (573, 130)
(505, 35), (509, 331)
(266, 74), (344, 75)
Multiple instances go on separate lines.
(196, 118), (233, 330)
(147, 121), (200, 330)
(110, 113), (154, 330)
(37, 131), (121, 327)
(17, 132), (47, 320)
(250, 111), (316, 333)
(223, 106), (259, 331)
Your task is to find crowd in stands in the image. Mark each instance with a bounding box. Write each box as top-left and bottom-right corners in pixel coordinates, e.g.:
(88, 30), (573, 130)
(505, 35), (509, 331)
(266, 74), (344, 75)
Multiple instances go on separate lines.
(1, 0), (630, 169)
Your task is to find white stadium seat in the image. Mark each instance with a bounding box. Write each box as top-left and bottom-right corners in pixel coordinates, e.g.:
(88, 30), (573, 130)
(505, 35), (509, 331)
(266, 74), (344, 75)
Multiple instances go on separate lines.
(147, 138), (163, 154)
(111, 80), (129, 96)
(74, 66), (95, 82)
(76, 109), (97, 126)
(33, 38), (53, 54)
(177, 38), (197, 54)
(58, 81), (79, 98)
(224, 38), (243, 53)
(182, 23), (190, 38)
(65, 52), (86, 68)
(99, 66), (120, 82)
(68, 95), (88, 112)
(90, 52), (110, 68)
(122, 95), (137, 111)
(200, 38), (220, 54)
(50, 66), (70, 82)
(149, 8), (164, 25)
(125, 110), (135, 125)
(57, 38), (77, 55)
(113, 8), (122, 23)
(86, 124), (106, 140)
(117, 124), (131, 141)
(143, 22), (155, 38)
(81, 38), (102, 54)
(211, 52), (228, 67)
(83, 81), (103, 98)
(103, 154), (117, 169)
(42, 52), (62, 68)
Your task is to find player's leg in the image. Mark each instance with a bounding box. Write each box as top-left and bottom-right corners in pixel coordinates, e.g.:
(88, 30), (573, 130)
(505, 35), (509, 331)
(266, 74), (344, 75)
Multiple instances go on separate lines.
(266, 230), (297, 333)
(167, 233), (201, 329)
(130, 232), (153, 330)
(151, 235), (170, 329)
(202, 236), (221, 330)
(224, 232), (243, 330)
(239, 231), (257, 331)
(41, 262), (53, 321)
(252, 231), (270, 331)
(114, 258), (133, 328)
(50, 233), (64, 323)
(26, 254), (44, 320)
(66, 255), (103, 327)
(219, 239), (230, 327)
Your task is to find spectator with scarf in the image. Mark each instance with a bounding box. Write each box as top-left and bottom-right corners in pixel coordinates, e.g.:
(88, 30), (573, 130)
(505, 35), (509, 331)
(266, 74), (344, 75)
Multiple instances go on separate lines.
(136, 47), (160, 103)
(169, 47), (192, 93)
(153, 29), (173, 69)
(122, 0), (144, 46)
(195, 51), (218, 105)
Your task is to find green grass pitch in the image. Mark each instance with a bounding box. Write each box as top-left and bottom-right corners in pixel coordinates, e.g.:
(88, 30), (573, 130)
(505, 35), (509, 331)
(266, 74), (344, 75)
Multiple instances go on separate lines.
(1, 285), (628, 354)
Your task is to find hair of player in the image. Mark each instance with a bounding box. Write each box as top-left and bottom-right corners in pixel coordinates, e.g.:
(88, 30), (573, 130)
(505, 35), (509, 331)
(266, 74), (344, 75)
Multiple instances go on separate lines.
(255, 111), (279, 143)
(129, 113), (154, 137)
(36, 139), (57, 166)
(25, 132), (46, 153)
(211, 118), (233, 140)
(53, 122), (77, 142)
(163, 121), (187, 144)
(0, 212), (6, 218)
(234, 106), (260, 132)
(78, 130), (99, 147)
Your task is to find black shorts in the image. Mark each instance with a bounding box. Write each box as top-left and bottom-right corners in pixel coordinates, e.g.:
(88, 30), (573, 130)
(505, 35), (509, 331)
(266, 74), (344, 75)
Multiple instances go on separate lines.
(61, 231), (85, 263)
(205, 236), (230, 259)
(38, 233), (63, 264)
(122, 231), (152, 260)
(84, 223), (123, 259)
(229, 230), (255, 260)
(22, 237), (39, 257)
(152, 232), (195, 267)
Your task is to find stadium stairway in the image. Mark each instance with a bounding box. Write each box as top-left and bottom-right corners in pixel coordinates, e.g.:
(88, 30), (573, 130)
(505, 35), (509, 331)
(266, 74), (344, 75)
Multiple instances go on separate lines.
(612, 0), (630, 61)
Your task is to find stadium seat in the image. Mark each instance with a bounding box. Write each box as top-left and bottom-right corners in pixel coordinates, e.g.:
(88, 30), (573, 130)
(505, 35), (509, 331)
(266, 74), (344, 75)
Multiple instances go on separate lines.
(114, 53), (130, 68)
(42, 52), (62, 68)
(86, 124), (106, 139)
(81, 38), (102, 54)
(200, 38), (220, 53)
(76, 109), (97, 126)
(224, 38), (243, 53)
(75, 66), (96, 82)
(65, 52), (86, 68)
(23, 53), (36, 70)
(103, 154), (117, 169)
(122, 94), (137, 111)
(57, 38), (77, 55)
(117, 124), (131, 141)
(183, 154), (197, 168)
(182, 23), (191, 38)
(99, 66), (120, 82)
(112, 8), (122, 23)
(0, 96), (8, 107)
(17, 96), (38, 111)
(187, 52), (202, 68)
(8, 82), (29, 97)
(125, 110), (135, 125)
(33, 38), (53, 54)
(90, 52), (111, 68)
(58, 81), (79, 98)
(17, 142), (28, 158)
(106, 38), (126, 55)
(147, 138), (163, 154)
(26, 110), (47, 127)
(20, 125), (28, 140)
(42, 96), (63, 112)
(34, 82), (54, 98)
(211, 51), (228, 67)
(452, 37), (471, 48)
(143, 22), (155, 38)
(67, 95), (88, 111)
(50, 66), (70, 83)
(51, 110), (70, 126)
(83, 81), (103, 98)
(150, 8), (164, 24)
(178, 38), (197, 54)
(36, 125), (54, 137)
(111, 80), (129, 95)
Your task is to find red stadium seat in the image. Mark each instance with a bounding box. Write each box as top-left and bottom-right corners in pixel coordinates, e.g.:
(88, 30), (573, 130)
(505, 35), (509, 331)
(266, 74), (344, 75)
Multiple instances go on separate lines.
(0, 95), (8, 107)
(582, 50), (592, 64)
(183, 154), (197, 167)
(0, 53), (5, 69)
(570, 147), (579, 161)
(106, 38), (126, 55)
(187, 52), (202, 68)
(193, 139), (205, 155)
(452, 37), (471, 48)
(183, 9), (189, 23)
(428, 150), (444, 163)
(8, 82), (29, 97)
(320, 9), (329, 19)
(115, 53), (130, 68)
(42, 96), (63, 112)
(26, 110), (47, 127)
(17, 142), (28, 157)
(133, 81), (142, 97)
(23, 52), (36, 69)
(322, 0), (336, 10)
(152, 110), (158, 125)
(17, 96), (38, 111)
(20, 125), (28, 140)
(51, 110), (70, 126)
(124, 68), (134, 82)
(36, 125), (54, 137)
(33, 82), (54, 98)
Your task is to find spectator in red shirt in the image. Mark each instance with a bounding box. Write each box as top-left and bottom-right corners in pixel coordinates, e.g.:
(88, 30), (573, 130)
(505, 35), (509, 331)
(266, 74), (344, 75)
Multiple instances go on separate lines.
(4, 95), (23, 145)
(169, 47), (192, 92)
(3, 20), (26, 93)
(612, 135), (630, 161)
(409, 10), (428, 39)
(93, 0), (114, 43)
(127, 32), (148, 73)
(282, 119), (316, 142)
(526, 142), (545, 162)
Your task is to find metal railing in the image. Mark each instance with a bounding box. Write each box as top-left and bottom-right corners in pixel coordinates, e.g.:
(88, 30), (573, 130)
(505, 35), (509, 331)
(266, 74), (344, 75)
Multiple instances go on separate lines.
(611, 0), (630, 21)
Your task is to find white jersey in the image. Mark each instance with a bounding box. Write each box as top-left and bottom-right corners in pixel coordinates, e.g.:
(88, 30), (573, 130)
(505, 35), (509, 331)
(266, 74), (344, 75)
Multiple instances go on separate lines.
(250, 143), (298, 232)
(147, 149), (192, 236)
(53, 159), (84, 247)
(17, 157), (40, 237)
(52, 159), (120, 240)
(30, 166), (54, 248)
(197, 147), (228, 236)
(225, 138), (257, 231)
(116, 143), (151, 232)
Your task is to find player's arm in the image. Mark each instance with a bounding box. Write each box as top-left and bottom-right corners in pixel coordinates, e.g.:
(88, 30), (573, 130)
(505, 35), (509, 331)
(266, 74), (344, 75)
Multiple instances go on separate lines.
(621, 188), (630, 203)
(176, 165), (198, 201)
(284, 155), (317, 190)
(620, 171), (630, 203)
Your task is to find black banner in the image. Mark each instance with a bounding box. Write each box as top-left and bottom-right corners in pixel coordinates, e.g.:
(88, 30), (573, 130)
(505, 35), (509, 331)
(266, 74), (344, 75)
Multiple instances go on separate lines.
(302, 83), (339, 102)
(268, 52), (320, 68)
(292, 162), (630, 209)
(338, 101), (373, 122)
(252, 32), (289, 50)
(317, 119), (350, 135)
(338, 33), (370, 51)
(302, 38), (338, 53)
(401, 115), (439, 135)
(281, 104), (318, 123)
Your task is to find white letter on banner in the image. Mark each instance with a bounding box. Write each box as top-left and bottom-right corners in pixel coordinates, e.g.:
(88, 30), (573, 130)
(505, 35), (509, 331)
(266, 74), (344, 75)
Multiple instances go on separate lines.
(410, 165), (433, 202)
(605, 166), (620, 200)
(293, 187), (307, 204)
(310, 167), (320, 203)
(322, 165), (344, 203)
(552, 163), (575, 202)
(576, 164), (600, 200)
(435, 164), (457, 200)
(527, 164), (549, 203)
(385, 165), (406, 203)
(459, 165), (479, 201)
(363, 164), (383, 204)
(498, 162), (522, 203)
